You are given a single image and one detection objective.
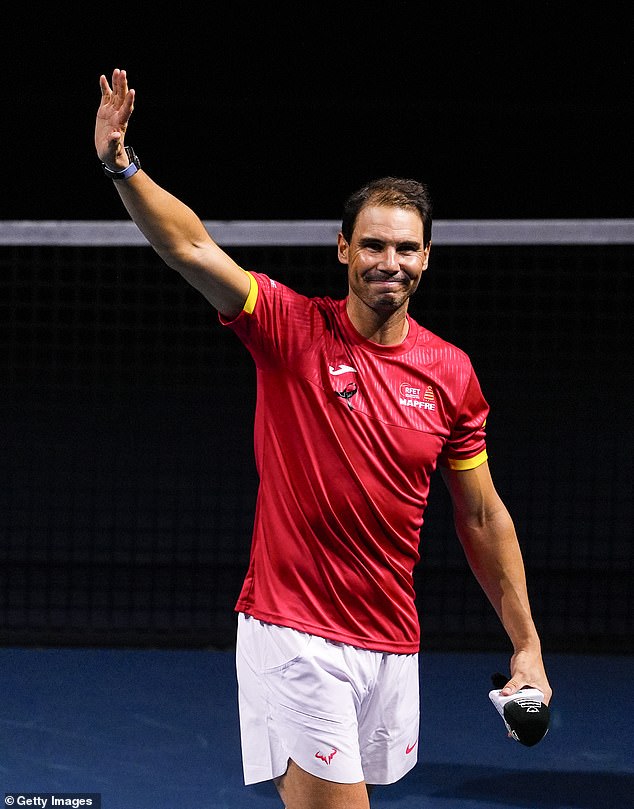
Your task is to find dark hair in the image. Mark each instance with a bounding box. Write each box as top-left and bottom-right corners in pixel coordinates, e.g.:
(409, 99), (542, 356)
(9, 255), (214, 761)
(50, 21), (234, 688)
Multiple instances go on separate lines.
(341, 177), (433, 247)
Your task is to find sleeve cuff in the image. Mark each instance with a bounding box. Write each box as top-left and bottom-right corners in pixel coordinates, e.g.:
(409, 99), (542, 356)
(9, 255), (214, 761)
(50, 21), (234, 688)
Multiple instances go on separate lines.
(243, 271), (259, 314)
(441, 449), (488, 471)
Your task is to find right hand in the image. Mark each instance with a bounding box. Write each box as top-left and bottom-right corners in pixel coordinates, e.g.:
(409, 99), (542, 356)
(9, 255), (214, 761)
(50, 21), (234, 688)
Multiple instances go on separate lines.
(95, 68), (135, 169)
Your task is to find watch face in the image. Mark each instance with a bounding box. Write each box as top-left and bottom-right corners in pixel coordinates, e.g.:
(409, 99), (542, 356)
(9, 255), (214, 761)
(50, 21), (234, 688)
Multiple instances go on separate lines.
(125, 146), (140, 168)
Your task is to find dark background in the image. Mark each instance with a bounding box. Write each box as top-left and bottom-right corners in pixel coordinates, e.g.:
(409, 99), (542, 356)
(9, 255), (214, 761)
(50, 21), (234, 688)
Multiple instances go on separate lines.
(3, 2), (632, 222)
(1, 3), (632, 653)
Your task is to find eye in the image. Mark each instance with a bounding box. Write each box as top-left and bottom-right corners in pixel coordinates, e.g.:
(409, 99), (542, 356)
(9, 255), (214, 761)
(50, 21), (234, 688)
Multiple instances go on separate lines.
(397, 243), (419, 255)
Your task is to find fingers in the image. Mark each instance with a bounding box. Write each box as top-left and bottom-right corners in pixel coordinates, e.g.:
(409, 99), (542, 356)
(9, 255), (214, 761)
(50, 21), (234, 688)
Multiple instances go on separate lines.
(112, 67), (127, 97)
(100, 69), (133, 104)
(99, 68), (125, 98)
(117, 70), (134, 117)
(528, 685), (552, 706)
(99, 74), (112, 98)
(99, 69), (135, 121)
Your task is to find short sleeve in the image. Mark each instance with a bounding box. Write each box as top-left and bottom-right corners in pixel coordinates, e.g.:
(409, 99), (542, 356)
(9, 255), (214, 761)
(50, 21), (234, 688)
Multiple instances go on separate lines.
(438, 366), (489, 470)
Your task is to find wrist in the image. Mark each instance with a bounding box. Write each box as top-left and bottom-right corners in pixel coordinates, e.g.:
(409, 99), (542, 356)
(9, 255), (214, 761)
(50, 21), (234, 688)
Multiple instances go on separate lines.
(102, 145), (141, 180)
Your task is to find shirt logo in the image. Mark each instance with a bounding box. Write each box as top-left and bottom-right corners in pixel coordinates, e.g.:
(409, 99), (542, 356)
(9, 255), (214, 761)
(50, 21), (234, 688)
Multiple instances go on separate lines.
(329, 364), (357, 376)
(335, 381), (358, 411)
(406, 740), (418, 754)
(399, 382), (436, 411)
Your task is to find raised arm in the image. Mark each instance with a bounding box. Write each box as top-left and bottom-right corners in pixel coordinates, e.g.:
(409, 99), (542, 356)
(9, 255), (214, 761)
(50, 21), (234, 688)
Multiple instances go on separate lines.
(441, 461), (552, 704)
(94, 68), (250, 318)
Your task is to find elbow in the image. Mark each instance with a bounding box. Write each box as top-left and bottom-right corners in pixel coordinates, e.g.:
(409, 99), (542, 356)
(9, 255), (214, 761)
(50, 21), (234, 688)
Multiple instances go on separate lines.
(455, 497), (513, 539)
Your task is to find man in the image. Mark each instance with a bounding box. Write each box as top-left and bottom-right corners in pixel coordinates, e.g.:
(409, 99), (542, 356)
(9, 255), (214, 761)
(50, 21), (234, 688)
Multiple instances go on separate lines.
(95, 68), (551, 809)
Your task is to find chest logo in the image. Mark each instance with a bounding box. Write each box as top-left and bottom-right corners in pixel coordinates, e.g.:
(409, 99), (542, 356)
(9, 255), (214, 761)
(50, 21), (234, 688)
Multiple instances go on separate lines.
(399, 383), (436, 411)
(329, 364), (357, 376)
(335, 381), (358, 410)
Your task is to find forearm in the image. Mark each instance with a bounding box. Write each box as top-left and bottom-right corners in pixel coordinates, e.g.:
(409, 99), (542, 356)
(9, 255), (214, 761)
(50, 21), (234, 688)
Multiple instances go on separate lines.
(456, 506), (541, 652)
(442, 463), (551, 700)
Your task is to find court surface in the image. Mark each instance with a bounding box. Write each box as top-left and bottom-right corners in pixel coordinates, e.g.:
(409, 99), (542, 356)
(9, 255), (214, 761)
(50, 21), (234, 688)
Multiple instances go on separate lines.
(1, 647), (632, 808)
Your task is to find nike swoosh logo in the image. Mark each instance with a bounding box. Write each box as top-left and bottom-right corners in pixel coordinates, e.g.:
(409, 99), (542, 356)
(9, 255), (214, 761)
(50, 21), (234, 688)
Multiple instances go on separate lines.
(406, 741), (418, 754)
(328, 364), (357, 376)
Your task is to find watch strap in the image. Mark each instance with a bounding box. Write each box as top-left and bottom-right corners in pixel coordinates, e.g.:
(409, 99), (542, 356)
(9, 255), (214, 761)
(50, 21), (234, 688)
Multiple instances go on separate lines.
(102, 146), (141, 180)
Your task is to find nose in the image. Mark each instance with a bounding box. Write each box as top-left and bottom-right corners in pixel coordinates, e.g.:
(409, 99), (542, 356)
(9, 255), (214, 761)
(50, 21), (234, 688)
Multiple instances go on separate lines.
(377, 246), (400, 271)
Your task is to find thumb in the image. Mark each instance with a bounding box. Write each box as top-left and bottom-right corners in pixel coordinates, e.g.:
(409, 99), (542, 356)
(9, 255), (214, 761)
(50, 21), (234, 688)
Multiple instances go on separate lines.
(501, 678), (521, 697)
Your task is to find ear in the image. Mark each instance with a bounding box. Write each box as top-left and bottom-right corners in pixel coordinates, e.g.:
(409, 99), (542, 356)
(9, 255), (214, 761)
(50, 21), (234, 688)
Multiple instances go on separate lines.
(337, 232), (349, 264)
(421, 240), (432, 272)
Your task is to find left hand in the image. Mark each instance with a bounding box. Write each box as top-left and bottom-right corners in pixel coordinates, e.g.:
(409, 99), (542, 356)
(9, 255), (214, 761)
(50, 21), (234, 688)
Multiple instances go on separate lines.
(502, 648), (552, 704)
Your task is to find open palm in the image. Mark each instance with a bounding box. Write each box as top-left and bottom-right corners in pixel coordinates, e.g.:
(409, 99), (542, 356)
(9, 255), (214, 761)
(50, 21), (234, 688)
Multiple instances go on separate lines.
(95, 68), (135, 166)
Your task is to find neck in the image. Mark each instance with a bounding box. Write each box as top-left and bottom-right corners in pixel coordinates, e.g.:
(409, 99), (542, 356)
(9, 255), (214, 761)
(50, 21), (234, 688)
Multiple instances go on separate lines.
(346, 298), (410, 345)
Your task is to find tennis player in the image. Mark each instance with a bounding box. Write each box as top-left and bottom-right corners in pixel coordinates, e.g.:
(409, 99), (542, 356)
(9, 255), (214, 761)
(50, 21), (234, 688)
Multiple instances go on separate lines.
(95, 68), (552, 809)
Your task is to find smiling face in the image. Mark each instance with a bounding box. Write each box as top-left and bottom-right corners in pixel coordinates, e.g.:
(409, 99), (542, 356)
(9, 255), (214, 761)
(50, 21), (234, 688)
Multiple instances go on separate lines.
(337, 204), (431, 338)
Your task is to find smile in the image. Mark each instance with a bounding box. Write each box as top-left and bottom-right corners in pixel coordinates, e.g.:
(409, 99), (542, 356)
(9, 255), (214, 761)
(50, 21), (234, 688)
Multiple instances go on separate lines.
(366, 278), (408, 288)
(364, 273), (409, 283)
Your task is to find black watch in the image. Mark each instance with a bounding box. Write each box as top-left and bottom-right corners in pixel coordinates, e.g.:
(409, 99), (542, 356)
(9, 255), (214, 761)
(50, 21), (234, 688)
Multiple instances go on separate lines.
(102, 145), (141, 180)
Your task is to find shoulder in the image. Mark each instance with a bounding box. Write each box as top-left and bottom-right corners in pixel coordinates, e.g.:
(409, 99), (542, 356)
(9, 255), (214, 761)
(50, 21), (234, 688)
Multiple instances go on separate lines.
(249, 271), (335, 310)
(412, 319), (475, 368)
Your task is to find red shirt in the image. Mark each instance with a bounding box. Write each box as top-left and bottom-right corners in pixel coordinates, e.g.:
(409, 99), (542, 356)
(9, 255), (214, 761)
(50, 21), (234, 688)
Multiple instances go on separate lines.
(222, 272), (488, 653)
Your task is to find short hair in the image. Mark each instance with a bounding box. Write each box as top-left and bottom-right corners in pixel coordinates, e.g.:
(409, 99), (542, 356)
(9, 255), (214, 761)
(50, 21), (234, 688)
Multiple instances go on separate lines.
(341, 177), (433, 247)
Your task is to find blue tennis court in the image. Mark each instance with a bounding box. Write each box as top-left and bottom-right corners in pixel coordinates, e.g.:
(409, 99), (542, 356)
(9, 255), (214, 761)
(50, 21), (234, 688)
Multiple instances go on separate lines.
(2, 646), (632, 808)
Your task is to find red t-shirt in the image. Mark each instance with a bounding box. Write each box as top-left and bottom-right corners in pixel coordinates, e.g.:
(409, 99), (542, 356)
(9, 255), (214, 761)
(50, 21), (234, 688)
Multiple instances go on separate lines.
(221, 272), (489, 653)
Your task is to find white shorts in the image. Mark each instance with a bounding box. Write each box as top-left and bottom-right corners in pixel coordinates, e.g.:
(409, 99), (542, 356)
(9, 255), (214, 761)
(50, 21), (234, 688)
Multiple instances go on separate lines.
(235, 613), (420, 786)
